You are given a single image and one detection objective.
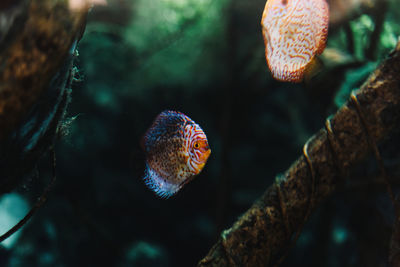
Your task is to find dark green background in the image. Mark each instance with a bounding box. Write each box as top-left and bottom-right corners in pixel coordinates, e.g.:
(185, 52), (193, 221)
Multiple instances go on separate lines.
(1, 0), (400, 266)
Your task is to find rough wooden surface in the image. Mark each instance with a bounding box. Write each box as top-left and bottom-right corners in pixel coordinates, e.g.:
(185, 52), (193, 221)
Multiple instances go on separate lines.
(0, 0), (88, 193)
(0, 0), (86, 142)
(198, 42), (400, 266)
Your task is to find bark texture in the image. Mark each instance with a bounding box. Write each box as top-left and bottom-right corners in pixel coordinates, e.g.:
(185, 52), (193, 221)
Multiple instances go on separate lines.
(0, 0), (86, 142)
(0, 0), (88, 193)
(198, 42), (400, 266)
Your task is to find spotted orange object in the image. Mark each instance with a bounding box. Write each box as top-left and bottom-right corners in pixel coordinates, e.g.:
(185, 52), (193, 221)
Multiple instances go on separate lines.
(261, 0), (329, 82)
(141, 111), (211, 198)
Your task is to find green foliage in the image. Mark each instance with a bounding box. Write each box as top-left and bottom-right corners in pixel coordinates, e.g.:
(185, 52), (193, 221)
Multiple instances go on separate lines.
(0, 193), (28, 249)
(328, 0), (400, 109)
(125, 0), (228, 92)
(80, 0), (228, 103)
(334, 62), (377, 108)
(350, 14), (375, 60)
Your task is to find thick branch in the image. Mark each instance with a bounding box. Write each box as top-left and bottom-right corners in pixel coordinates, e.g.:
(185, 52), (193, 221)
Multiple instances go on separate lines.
(0, 0), (87, 142)
(0, 0), (90, 194)
(198, 42), (400, 266)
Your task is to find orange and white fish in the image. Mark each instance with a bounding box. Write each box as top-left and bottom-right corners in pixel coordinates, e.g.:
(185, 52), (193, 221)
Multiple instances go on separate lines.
(68, 0), (107, 11)
(141, 111), (211, 198)
(261, 0), (329, 82)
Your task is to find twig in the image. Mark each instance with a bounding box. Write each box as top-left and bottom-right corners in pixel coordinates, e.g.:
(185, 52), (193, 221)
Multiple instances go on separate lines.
(344, 22), (355, 55)
(365, 0), (388, 61)
(0, 147), (57, 243)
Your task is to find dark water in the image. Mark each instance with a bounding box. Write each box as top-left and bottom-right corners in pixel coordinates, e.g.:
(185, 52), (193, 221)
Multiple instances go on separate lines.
(1, 0), (400, 266)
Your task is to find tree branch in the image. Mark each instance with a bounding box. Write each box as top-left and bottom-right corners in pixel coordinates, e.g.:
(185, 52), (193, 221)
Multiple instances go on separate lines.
(198, 41), (400, 266)
(0, 0), (89, 194)
(0, 0), (86, 142)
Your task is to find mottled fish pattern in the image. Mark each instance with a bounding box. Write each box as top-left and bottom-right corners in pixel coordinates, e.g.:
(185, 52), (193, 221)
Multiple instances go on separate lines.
(261, 0), (329, 82)
(141, 110), (211, 198)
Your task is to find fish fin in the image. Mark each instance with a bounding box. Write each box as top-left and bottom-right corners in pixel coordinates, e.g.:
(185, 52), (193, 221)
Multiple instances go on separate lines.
(303, 56), (324, 83)
(141, 110), (187, 153)
(143, 164), (180, 199)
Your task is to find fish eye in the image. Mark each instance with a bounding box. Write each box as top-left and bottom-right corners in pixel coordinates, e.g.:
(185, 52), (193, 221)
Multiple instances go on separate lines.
(194, 142), (200, 149)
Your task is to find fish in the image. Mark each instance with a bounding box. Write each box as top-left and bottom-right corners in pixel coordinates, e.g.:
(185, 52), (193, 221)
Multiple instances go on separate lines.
(141, 110), (211, 198)
(68, 0), (107, 11)
(261, 0), (329, 82)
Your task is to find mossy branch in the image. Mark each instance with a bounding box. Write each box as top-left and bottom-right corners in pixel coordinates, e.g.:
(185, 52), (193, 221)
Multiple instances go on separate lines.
(198, 41), (400, 266)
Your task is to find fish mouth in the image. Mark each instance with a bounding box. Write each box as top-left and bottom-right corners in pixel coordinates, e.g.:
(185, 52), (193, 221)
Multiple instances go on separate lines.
(204, 143), (210, 151)
(202, 148), (211, 163)
(194, 148), (211, 173)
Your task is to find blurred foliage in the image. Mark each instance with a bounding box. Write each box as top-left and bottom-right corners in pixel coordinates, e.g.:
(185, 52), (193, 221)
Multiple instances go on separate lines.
(334, 61), (377, 108)
(0, 194), (28, 249)
(1, 0), (400, 266)
(83, 0), (228, 99)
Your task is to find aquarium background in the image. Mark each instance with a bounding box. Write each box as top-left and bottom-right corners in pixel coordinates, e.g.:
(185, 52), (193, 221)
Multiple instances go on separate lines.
(1, 0), (400, 266)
